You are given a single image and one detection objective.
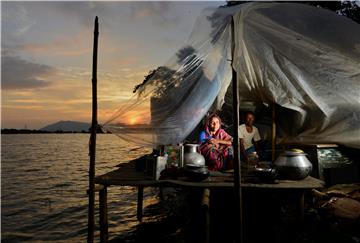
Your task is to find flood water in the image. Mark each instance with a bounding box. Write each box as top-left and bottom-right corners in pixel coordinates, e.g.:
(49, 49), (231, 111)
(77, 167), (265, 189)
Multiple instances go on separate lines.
(1, 134), (155, 242)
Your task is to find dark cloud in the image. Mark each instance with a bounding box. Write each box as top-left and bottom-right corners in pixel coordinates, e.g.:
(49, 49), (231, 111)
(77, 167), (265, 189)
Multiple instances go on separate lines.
(2, 55), (56, 89)
(3, 2), (113, 30)
(49, 2), (114, 29)
(53, 2), (179, 28)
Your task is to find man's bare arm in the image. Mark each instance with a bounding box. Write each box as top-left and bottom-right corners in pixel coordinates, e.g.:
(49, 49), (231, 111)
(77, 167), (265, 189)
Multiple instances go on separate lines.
(240, 138), (248, 162)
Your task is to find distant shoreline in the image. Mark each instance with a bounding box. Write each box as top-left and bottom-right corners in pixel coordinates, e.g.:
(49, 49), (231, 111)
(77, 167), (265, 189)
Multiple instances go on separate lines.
(1, 129), (107, 134)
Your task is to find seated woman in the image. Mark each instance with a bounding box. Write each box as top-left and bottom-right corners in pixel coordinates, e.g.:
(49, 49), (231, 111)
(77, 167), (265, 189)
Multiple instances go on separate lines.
(198, 114), (233, 171)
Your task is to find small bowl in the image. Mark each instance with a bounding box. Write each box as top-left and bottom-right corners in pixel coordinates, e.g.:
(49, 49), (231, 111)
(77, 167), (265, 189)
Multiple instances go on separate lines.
(184, 166), (210, 181)
(254, 167), (278, 182)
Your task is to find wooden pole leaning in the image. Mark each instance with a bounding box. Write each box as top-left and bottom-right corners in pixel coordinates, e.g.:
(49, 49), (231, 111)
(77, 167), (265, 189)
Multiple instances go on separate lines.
(231, 17), (243, 243)
(88, 16), (99, 243)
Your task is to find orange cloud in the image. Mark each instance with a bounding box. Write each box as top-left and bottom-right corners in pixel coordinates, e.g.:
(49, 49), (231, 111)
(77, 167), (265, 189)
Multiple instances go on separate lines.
(111, 56), (139, 66)
(3, 105), (45, 110)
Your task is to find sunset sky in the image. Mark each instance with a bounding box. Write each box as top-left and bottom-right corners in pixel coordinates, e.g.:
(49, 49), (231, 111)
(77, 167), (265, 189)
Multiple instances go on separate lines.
(1, 1), (224, 129)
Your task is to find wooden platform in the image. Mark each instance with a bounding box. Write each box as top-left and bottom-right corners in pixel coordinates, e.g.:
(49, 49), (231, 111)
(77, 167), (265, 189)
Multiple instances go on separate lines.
(95, 160), (160, 186)
(95, 160), (324, 189)
(94, 160), (324, 243)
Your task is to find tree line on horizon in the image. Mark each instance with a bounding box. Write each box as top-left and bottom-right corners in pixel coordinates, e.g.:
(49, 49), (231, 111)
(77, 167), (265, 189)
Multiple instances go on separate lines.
(1, 127), (108, 134)
(1, 128), (90, 134)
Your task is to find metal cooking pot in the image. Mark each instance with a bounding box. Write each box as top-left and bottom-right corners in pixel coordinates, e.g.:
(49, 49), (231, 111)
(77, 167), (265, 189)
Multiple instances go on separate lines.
(183, 144), (205, 166)
(273, 149), (312, 180)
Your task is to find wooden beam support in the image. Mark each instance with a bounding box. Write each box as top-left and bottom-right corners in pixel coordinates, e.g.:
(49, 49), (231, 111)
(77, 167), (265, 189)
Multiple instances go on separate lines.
(297, 191), (305, 223)
(231, 17), (243, 243)
(99, 186), (108, 243)
(137, 186), (144, 222)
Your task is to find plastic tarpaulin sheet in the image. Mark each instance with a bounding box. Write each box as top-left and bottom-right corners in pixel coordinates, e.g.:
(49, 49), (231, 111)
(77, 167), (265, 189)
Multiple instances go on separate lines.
(103, 3), (360, 148)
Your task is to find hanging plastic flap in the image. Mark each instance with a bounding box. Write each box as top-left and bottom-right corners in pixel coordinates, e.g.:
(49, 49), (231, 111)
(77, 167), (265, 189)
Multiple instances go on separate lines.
(231, 3), (360, 148)
(103, 6), (234, 146)
(103, 3), (360, 149)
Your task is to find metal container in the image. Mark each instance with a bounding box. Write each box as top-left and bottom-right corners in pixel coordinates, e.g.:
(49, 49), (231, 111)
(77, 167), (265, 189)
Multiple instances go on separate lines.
(179, 143), (184, 167)
(273, 150), (312, 180)
(254, 167), (278, 182)
(184, 164), (209, 181)
(183, 144), (205, 166)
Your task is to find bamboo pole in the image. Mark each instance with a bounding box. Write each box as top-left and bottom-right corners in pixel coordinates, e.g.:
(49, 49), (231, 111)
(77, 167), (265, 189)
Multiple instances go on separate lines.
(271, 104), (276, 161)
(231, 17), (243, 243)
(88, 16), (99, 243)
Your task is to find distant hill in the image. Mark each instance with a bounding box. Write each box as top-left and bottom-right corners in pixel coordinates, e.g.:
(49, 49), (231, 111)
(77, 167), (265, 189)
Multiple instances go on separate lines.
(40, 121), (90, 132)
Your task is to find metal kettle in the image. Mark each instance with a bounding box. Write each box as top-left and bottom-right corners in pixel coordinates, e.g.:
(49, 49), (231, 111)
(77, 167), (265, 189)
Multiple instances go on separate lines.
(273, 149), (312, 180)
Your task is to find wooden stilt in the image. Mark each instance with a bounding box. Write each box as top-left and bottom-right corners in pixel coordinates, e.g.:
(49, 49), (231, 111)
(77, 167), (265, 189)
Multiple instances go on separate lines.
(99, 186), (108, 243)
(137, 186), (144, 222)
(87, 16), (99, 243)
(202, 188), (210, 243)
(297, 191), (305, 223)
(231, 17), (243, 243)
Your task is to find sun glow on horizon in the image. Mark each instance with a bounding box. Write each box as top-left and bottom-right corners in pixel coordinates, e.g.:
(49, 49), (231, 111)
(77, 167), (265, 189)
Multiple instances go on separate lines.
(129, 116), (138, 125)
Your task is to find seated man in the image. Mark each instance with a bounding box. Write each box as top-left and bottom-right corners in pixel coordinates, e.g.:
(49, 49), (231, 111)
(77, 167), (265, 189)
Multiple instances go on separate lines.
(239, 111), (261, 165)
(198, 114), (233, 171)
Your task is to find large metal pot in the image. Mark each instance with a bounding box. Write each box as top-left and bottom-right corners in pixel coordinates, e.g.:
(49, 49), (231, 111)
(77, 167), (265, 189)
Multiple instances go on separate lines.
(183, 144), (205, 166)
(273, 149), (312, 180)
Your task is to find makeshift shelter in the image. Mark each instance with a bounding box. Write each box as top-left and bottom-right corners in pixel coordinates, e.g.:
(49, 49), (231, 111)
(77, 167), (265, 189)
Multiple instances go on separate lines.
(103, 2), (360, 149)
(88, 3), (360, 242)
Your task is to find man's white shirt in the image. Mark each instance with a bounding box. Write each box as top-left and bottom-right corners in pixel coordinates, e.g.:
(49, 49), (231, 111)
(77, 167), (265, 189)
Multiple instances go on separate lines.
(239, 124), (261, 150)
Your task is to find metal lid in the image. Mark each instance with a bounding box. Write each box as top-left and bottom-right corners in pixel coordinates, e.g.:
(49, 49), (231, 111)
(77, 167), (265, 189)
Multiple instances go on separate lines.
(282, 149), (307, 156)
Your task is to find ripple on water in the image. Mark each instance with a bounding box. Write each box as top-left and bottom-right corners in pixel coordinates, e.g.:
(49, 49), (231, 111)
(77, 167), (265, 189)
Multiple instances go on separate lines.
(2, 134), (153, 242)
